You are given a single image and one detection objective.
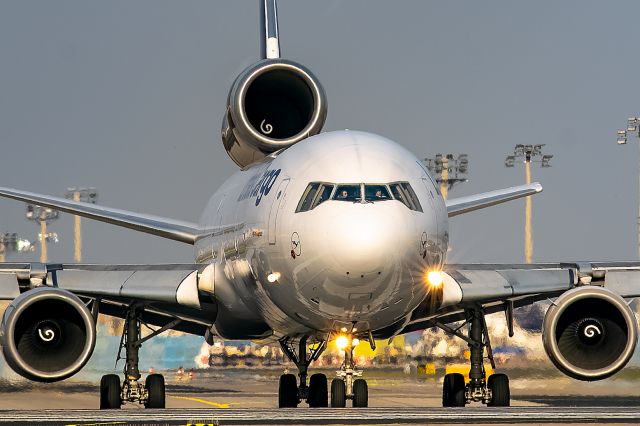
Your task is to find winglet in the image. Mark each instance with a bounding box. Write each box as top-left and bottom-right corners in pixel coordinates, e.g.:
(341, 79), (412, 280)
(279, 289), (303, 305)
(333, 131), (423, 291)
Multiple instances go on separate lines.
(0, 187), (202, 245)
(446, 182), (543, 217)
(260, 0), (280, 59)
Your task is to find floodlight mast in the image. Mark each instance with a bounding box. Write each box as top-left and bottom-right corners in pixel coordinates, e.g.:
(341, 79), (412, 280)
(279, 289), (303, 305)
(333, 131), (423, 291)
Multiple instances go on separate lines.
(505, 144), (553, 264)
(617, 117), (640, 259)
(65, 188), (98, 262)
(0, 233), (35, 262)
(422, 154), (469, 200)
(25, 204), (59, 263)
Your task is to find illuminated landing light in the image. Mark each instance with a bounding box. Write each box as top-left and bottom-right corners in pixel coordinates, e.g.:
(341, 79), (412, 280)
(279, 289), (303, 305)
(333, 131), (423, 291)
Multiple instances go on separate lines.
(336, 335), (349, 350)
(267, 272), (281, 283)
(352, 338), (360, 346)
(426, 271), (443, 288)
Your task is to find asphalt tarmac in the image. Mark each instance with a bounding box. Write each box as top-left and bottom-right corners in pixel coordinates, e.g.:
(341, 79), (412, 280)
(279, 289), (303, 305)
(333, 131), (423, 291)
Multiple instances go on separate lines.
(0, 368), (639, 425)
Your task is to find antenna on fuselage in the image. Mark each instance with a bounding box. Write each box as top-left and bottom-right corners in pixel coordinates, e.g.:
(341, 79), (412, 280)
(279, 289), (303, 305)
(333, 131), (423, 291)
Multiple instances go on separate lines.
(260, 0), (280, 59)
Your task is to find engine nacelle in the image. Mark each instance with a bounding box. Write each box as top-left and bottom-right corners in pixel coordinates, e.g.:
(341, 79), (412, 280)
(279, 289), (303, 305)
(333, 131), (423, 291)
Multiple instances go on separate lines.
(542, 286), (637, 381)
(222, 59), (327, 168)
(0, 287), (96, 382)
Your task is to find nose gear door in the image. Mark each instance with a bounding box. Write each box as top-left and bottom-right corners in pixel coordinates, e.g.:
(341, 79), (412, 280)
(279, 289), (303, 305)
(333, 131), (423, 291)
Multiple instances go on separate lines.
(268, 178), (290, 244)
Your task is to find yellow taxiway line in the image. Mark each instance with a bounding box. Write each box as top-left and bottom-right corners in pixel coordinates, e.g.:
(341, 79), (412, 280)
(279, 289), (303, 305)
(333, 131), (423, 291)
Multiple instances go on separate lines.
(170, 395), (234, 408)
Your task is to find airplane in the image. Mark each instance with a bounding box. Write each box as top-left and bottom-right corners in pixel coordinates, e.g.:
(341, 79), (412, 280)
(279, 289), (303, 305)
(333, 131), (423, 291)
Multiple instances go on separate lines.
(0, 0), (638, 410)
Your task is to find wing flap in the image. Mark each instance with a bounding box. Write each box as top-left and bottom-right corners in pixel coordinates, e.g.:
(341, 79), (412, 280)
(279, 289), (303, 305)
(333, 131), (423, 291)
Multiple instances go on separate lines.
(446, 182), (543, 217)
(0, 187), (202, 244)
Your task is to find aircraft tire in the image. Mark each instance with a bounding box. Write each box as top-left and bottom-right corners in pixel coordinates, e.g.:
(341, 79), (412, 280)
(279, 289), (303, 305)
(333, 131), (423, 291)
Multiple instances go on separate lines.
(330, 378), (346, 408)
(145, 374), (166, 408)
(487, 374), (510, 407)
(278, 374), (299, 408)
(307, 373), (328, 407)
(100, 374), (122, 409)
(442, 373), (465, 407)
(352, 379), (368, 407)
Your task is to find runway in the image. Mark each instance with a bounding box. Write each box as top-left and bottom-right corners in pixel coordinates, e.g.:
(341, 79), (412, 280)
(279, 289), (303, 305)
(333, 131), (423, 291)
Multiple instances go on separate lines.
(0, 407), (638, 425)
(2, 367), (640, 425)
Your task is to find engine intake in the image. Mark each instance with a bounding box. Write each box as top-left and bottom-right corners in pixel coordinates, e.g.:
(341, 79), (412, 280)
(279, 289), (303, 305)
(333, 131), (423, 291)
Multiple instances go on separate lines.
(1, 287), (96, 382)
(542, 286), (637, 381)
(222, 59), (327, 168)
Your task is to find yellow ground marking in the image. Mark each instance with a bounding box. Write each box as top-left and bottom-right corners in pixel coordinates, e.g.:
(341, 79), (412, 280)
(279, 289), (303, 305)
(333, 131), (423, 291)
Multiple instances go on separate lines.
(170, 395), (234, 408)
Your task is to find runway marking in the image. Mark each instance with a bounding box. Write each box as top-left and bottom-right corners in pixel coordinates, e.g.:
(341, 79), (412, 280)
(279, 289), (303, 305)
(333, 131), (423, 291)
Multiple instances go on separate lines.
(170, 396), (234, 408)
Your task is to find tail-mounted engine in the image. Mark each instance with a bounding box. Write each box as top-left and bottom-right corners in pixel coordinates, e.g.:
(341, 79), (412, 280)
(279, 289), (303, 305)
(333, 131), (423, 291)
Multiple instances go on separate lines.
(222, 59), (327, 168)
(0, 287), (96, 382)
(542, 286), (637, 381)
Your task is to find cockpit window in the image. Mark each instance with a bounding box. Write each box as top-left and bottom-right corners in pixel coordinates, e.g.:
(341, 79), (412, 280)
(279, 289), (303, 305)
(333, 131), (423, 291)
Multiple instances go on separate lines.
(296, 181), (422, 212)
(333, 185), (361, 202)
(389, 182), (423, 212)
(311, 183), (334, 209)
(364, 185), (391, 202)
(296, 182), (335, 212)
(296, 183), (320, 212)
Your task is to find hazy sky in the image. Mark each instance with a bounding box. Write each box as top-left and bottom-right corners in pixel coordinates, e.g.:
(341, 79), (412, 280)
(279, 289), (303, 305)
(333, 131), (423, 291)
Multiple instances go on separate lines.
(1, 0), (640, 265)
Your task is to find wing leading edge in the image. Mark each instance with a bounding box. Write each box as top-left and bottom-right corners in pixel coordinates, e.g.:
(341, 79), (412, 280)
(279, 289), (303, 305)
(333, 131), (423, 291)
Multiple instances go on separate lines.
(446, 182), (542, 217)
(0, 187), (202, 244)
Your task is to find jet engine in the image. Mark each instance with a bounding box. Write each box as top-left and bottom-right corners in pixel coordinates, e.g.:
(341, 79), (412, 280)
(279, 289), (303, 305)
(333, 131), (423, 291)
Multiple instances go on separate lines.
(222, 59), (327, 168)
(0, 287), (96, 382)
(542, 286), (637, 381)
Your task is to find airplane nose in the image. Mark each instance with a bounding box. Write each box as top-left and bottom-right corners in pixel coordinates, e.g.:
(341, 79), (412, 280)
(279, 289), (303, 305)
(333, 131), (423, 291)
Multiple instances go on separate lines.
(326, 204), (414, 274)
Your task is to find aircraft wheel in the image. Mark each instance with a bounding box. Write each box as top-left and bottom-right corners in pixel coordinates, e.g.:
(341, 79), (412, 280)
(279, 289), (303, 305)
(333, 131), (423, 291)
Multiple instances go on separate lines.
(442, 373), (465, 407)
(330, 378), (346, 408)
(352, 378), (368, 407)
(100, 374), (122, 409)
(278, 373), (299, 408)
(307, 373), (328, 407)
(145, 374), (166, 408)
(487, 374), (510, 407)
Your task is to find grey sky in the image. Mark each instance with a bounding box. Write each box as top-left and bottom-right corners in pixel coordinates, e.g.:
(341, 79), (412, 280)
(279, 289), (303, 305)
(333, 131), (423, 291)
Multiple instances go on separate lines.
(0, 0), (639, 265)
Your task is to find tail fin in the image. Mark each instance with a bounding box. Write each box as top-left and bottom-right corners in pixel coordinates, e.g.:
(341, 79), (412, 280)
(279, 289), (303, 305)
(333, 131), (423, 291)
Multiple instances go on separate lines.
(260, 0), (280, 59)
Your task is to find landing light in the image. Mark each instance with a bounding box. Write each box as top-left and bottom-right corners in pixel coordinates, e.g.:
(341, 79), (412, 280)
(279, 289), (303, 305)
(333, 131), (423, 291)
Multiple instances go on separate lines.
(267, 272), (281, 283)
(426, 271), (443, 288)
(352, 338), (360, 346)
(336, 335), (349, 350)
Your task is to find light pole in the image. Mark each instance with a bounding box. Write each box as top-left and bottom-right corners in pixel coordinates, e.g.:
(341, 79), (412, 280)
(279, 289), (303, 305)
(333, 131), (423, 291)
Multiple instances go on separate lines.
(505, 145), (552, 263)
(64, 188), (98, 262)
(25, 205), (59, 263)
(423, 154), (469, 200)
(616, 118), (640, 259)
(0, 233), (35, 262)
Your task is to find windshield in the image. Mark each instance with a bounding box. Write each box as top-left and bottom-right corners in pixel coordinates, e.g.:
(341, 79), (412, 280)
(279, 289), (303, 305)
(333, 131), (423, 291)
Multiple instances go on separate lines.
(364, 185), (391, 202)
(296, 181), (422, 212)
(333, 185), (361, 202)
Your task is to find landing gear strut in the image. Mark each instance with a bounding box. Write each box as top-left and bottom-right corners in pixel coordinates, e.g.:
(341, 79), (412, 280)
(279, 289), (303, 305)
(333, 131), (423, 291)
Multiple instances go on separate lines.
(100, 304), (178, 409)
(331, 337), (368, 408)
(438, 306), (510, 407)
(278, 336), (327, 408)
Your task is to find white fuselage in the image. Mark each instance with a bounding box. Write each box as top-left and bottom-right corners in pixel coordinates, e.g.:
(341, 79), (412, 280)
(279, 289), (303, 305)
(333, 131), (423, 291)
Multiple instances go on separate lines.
(195, 130), (448, 340)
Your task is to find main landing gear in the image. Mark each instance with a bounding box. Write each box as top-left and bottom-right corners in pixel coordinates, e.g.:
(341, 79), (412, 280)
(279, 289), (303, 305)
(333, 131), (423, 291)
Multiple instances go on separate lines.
(278, 333), (369, 408)
(438, 307), (510, 407)
(100, 304), (178, 409)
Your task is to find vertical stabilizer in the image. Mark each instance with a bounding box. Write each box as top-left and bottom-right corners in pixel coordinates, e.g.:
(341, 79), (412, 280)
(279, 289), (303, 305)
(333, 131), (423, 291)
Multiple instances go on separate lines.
(260, 0), (280, 59)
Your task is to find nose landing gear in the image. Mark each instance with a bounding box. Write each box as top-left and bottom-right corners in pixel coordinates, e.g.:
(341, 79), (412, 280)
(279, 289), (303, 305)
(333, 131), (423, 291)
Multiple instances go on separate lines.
(438, 306), (510, 407)
(331, 336), (368, 408)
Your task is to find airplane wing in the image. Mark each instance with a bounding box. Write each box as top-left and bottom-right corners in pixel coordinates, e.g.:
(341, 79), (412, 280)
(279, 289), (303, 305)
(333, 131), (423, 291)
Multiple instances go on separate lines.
(0, 262), (216, 336)
(446, 182), (542, 217)
(400, 261), (640, 334)
(0, 187), (203, 244)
